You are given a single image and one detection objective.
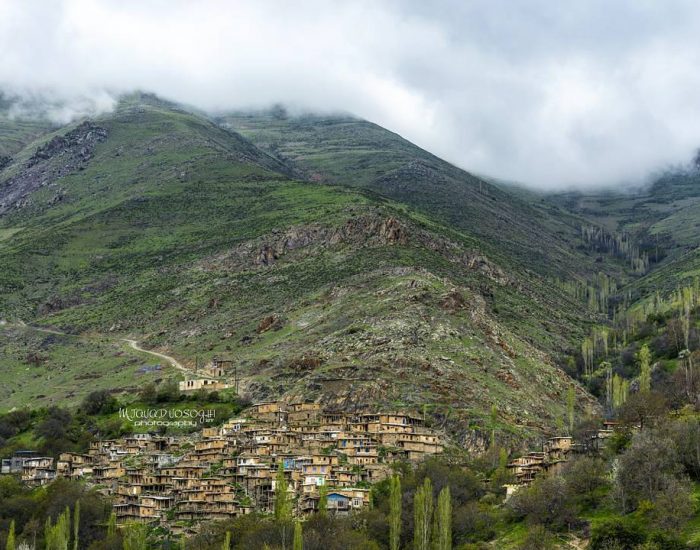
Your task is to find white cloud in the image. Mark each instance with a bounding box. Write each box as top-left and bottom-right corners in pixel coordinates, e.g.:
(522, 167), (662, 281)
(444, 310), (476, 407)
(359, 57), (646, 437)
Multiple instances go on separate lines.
(1, 0), (700, 189)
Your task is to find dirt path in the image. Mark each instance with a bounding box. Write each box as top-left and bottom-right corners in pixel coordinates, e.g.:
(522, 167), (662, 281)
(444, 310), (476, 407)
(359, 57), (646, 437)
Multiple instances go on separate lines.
(8, 319), (192, 376)
(121, 338), (189, 374)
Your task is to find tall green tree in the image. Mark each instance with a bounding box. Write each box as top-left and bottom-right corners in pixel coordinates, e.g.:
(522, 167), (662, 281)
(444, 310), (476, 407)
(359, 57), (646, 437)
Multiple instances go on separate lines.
(274, 462), (291, 521)
(222, 531), (231, 550)
(107, 512), (117, 539)
(45, 506), (70, 550)
(122, 522), (149, 550)
(566, 386), (575, 434)
(389, 474), (401, 550)
(72, 500), (80, 550)
(413, 477), (433, 550)
(275, 462), (292, 550)
(5, 520), (15, 550)
(293, 521), (303, 550)
(638, 344), (652, 393)
(434, 486), (452, 550)
(318, 484), (328, 518)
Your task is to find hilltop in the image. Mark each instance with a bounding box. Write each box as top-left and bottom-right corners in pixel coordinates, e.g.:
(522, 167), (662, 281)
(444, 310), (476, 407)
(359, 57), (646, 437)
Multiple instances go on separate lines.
(0, 95), (606, 444)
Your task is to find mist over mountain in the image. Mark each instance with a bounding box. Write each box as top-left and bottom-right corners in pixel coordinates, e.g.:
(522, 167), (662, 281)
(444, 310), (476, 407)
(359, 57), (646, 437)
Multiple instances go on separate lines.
(4, 0), (700, 189)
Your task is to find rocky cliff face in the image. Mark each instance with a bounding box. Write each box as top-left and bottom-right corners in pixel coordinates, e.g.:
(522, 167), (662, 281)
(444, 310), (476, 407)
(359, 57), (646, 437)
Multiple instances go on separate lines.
(0, 121), (107, 214)
(208, 209), (510, 285)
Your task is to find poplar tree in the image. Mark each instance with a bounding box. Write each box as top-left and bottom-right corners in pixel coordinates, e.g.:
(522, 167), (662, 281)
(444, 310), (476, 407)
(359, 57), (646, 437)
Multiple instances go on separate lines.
(274, 462), (292, 550)
(317, 484), (328, 517)
(293, 521), (303, 550)
(222, 531), (231, 550)
(413, 478), (433, 550)
(566, 386), (575, 434)
(72, 500), (80, 550)
(5, 520), (15, 550)
(45, 507), (70, 550)
(435, 486), (452, 550)
(638, 344), (652, 393)
(274, 462), (291, 521)
(389, 475), (401, 550)
(122, 522), (149, 550)
(107, 512), (117, 539)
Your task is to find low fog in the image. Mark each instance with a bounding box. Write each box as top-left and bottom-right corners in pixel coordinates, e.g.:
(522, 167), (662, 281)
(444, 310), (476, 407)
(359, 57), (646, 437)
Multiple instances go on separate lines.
(2, 0), (700, 190)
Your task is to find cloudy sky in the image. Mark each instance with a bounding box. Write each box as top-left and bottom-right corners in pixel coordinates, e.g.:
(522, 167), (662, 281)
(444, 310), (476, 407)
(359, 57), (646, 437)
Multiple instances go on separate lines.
(1, 0), (700, 189)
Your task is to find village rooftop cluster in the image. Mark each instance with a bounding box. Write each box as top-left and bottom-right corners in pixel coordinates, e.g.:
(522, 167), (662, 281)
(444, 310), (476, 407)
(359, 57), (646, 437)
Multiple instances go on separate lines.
(1, 401), (444, 534)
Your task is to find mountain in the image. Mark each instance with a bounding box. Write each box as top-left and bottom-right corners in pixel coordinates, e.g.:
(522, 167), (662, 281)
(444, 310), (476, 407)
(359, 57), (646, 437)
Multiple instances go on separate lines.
(544, 166), (700, 306)
(0, 94), (603, 446)
(220, 110), (631, 284)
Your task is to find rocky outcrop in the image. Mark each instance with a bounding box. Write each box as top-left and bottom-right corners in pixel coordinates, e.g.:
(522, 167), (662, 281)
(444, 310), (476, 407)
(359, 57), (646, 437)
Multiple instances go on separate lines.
(0, 121), (107, 215)
(211, 210), (510, 285)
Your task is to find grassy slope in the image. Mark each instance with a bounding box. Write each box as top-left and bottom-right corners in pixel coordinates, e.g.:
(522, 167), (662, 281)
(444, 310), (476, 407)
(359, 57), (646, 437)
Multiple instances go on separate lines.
(220, 111), (630, 285)
(0, 96), (600, 440)
(543, 169), (700, 307)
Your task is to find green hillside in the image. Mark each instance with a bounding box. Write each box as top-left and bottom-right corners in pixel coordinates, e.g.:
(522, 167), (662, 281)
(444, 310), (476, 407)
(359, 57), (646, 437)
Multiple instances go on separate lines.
(0, 95), (602, 442)
(221, 110), (633, 286)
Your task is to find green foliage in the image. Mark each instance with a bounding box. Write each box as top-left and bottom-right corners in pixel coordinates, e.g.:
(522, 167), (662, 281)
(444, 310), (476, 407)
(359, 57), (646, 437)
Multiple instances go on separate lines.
(413, 477), (433, 550)
(566, 385), (575, 434)
(638, 344), (652, 393)
(388, 475), (401, 550)
(107, 512), (117, 538)
(5, 520), (15, 550)
(507, 476), (575, 531)
(72, 500), (79, 550)
(317, 484), (328, 518)
(293, 521), (302, 550)
(589, 517), (646, 550)
(274, 462), (291, 522)
(434, 486), (452, 550)
(122, 522), (149, 550)
(45, 506), (70, 550)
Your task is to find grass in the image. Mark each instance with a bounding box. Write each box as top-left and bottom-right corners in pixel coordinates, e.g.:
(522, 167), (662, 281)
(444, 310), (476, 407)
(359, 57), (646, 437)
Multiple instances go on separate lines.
(0, 95), (603, 438)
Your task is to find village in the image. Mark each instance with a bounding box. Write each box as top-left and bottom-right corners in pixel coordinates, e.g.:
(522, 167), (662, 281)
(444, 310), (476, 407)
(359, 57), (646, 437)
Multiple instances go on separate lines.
(1, 399), (445, 534)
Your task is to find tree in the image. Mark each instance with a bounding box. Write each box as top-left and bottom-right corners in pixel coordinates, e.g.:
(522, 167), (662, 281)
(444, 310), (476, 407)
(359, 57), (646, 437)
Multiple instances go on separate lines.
(668, 416), (700, 480)
(434, 486), (451, 550)
(222, 531), (231, 550)
(566, 386), (575, 434)
(648, 477), (694, 533)
(122, 522), (149, 550)
(80, 390), (118, 415)
(72, 500), (80, 550)
(413, 477), (433, 550)
(388, 475), (401, 550)
(507, 476), (575, 531)
(589, 518), (645, 550)
(518, 525), (556, 550)
(612, 374), (629, 409)
(614, 429), (682, 512)
(562, 456), (608, 504)
(274, 462), (292, 550)
(5, 520), (15, 550)
(317, 484), (328, 518)
(274, 462), (291, 521)
(293, 521), (303, 550)
(138, 383), (157, 404)
(619, 391), (667, 429)
(107, 512), (117, 538)
(45, 506), (70, 550)
(638, 344), (652, 393)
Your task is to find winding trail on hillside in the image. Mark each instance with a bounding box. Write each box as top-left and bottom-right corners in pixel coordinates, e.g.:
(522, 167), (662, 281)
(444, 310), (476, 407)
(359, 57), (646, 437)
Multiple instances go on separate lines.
(121, 338), (189, 374)
(8, 319), (193, 376)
